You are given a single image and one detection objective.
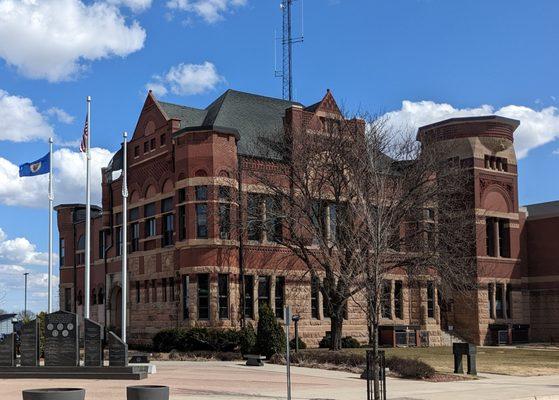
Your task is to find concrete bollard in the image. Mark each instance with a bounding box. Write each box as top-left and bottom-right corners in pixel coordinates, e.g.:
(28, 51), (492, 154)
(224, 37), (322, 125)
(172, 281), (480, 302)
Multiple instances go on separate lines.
(22, 388), (85, 400)
(127, 385), (169, 400)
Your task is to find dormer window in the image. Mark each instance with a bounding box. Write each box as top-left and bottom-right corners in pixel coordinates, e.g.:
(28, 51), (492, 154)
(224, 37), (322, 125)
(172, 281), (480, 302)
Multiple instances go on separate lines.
(485, 155), (508, 172)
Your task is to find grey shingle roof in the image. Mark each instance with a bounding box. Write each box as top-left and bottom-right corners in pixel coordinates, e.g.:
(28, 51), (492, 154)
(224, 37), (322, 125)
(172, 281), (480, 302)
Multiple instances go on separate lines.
(524, 201), (559, 220)
(161, 89), (301, 158)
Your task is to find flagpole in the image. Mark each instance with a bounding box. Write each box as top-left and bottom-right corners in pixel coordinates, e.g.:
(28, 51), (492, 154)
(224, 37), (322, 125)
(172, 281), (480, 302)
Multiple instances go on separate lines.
(121, 131), (128, 343)
(84, 96), (91, 319)
(48, 137), (53, 314)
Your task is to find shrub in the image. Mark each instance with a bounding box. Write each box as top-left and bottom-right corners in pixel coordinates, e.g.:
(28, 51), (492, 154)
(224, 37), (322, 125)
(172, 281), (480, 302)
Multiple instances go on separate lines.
(239, 323), (257, 355)
(256, 304), (286, 358)
(152, 327), (240, 353)
(386, 356), (435, 379)
(319, 334), (361, 349)
(341, 336), (360, 348)
(289, 337), (307, 350)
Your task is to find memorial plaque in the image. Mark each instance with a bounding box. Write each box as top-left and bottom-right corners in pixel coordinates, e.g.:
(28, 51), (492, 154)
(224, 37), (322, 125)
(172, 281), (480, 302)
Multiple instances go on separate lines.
(84, 318), (104, 367)
(0, 333), (15, 367)
(44, 311), (79, 367)
(20, 319), (39, 366)
(108, 331), (128, 367)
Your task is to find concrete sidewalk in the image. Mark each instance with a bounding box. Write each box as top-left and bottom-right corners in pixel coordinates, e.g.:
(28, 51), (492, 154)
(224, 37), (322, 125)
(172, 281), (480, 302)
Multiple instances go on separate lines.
(2, 361), (559, 400)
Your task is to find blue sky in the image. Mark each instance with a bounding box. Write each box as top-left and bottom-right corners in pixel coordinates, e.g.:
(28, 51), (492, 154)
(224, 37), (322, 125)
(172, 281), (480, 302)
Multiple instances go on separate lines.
(0, 0), (558, 313)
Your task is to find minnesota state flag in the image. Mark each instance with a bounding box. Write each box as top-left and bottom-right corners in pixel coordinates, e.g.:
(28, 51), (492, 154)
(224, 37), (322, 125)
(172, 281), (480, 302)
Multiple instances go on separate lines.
(19, 153), (50, 177)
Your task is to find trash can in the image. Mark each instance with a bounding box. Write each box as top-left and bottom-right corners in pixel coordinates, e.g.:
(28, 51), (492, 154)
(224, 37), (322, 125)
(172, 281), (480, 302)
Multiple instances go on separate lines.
(127, 385), (169, 400)
(22, 388), (85, 400)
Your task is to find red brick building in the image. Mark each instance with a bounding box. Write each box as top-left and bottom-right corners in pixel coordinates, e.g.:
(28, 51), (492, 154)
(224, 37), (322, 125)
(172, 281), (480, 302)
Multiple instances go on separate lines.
(55, 89), (558, 346)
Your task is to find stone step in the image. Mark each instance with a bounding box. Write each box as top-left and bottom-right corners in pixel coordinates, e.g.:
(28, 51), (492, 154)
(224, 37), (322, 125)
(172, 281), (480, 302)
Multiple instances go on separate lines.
(0, 366), (148, 380)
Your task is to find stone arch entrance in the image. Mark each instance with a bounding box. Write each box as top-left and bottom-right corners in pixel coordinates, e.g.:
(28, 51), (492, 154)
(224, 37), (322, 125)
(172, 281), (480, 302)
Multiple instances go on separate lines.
(110, 286), (122, 335)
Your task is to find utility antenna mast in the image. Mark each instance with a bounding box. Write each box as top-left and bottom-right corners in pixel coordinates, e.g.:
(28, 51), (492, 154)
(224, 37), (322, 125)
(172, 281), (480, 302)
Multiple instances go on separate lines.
(276, 0), (303, 101)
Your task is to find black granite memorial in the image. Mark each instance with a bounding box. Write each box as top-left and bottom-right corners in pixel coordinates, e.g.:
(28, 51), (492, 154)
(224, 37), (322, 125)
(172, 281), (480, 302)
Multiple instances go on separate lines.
(109, 331), (128, 367)
(44, 311), (79, 367)
(453, 342), (477, 375)
(20, 319), (40, 367)
(84, 318), (104, 367)
(0, 333), (15, 367)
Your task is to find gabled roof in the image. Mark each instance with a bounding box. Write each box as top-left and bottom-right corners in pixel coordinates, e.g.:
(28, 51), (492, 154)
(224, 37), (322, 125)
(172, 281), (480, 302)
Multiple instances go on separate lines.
(0, 314), (16, 322)
(160, 89), (301, 158)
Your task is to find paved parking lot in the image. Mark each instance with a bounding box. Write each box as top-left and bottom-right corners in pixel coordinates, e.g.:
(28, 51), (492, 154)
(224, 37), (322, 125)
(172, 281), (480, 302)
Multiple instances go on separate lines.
(3, 361), (559, 400)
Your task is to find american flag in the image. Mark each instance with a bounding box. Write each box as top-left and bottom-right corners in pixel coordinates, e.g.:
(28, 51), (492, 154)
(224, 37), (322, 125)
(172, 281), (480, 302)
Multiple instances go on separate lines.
(80, 116), (88, 153)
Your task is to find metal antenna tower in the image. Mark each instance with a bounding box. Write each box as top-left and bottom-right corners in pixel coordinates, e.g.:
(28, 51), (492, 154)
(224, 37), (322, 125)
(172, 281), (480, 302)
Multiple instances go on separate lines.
(276, 0), (303, 101)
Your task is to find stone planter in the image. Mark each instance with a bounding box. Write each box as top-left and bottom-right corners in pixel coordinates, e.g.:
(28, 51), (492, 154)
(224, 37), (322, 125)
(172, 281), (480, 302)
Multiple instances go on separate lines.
(127, 385), (169, 400)
(22, 388), (85, 400)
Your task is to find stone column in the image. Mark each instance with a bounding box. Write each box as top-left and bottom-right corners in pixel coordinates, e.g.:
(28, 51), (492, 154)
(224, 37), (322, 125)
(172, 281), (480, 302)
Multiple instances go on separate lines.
(270, 275), (277, 316)
(434, 285), (440, 324)
(493, 219), (500, 257)
(491, 283), (497, 320)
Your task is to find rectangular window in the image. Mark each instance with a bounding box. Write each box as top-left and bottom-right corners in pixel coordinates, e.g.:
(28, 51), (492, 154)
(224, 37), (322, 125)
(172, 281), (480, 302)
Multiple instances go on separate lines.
(150, 138), (155, 150)
(486, 217), (496, 257)
(182, 275), (189, 319)
(381, 281), (391, 319)
(394, 281), (403, 319)
(244, 275), (254, 319)
(195, 186), (208, 201)
(275, 276), (285, 319)
(196, 204), (208, 238)
(163, 213), (174, 246)
(152, 279), (157, 302)
(129, 207), (139, 221)
(496, 283), (504, 318)
(265, 196), (282, 243)
(258, 276), (270, 311)
(427, 282), (435, 318)
(169, 277), (175, 302)
(162, 278), (168, 302)
(162, 197), (173, 213)
(98, 231), (105, 259)
(160, 133), (166, 146)
(144, 280), (150, 303)
(219, 203), (230, 239)
(178, 205), (186, 241)
(115, 226), (122, 256)
(247, 194), (262, 241)
(145, 218), (156, 237)
(143, 141), (149, 154)
(136, 281), (140, 303)
(134, 146), (139, 158)
(198, 274), (210, 320)
(498, 219), (510, 258)
(178, 188), (186, 203)
(59, 238), (65, 266)
(218, 274), (229, 319)
(506, 285), (512, 318)
(131, 222), (140, 252)
(311, 277), (319, 319)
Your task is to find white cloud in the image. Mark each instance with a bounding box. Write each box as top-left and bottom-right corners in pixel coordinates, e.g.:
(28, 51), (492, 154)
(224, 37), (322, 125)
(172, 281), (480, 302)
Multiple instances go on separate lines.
(0, 89), (54, 142)
(106, 0), (152, 12)
(383, 100), (559, 159)
(0, 147), (114, 208)
(0, 228), (58, 313)
(146, 61), (224, 97)
(166, 0), (247, 23)
(0, 0), (146, 82)
(47, 107), (75, 124)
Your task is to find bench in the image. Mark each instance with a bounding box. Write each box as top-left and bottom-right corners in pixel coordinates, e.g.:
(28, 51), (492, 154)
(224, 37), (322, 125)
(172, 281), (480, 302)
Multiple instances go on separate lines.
(243, 354), (266, 366)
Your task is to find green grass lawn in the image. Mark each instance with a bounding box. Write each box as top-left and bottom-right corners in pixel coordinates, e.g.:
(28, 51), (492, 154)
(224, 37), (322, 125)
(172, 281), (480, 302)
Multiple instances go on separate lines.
(349, 346), (559, 376)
